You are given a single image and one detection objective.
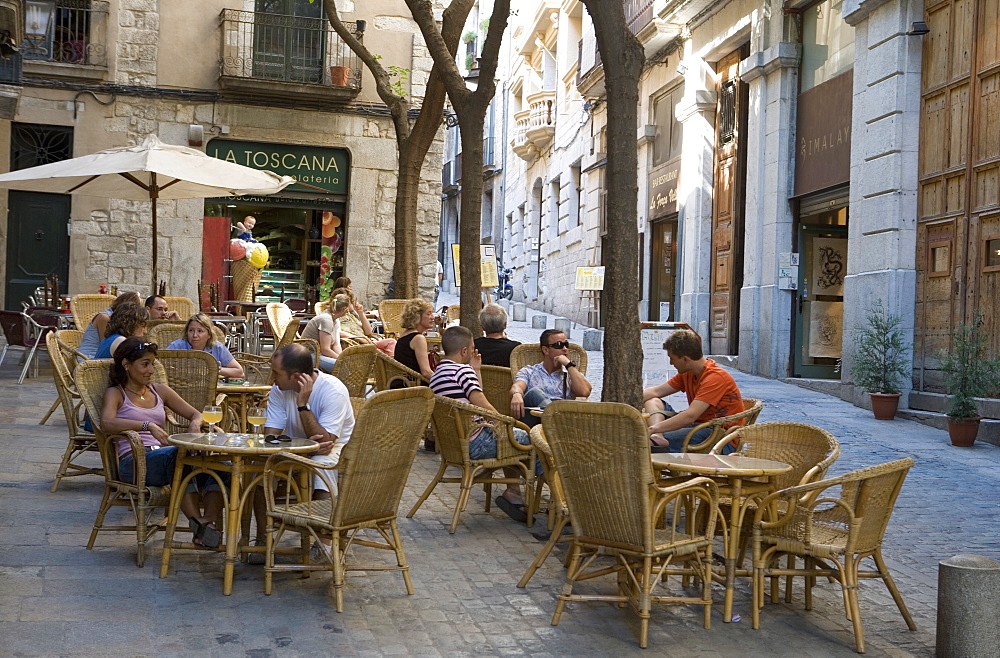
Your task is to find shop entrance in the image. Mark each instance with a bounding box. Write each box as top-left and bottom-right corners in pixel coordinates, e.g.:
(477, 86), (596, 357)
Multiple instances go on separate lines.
(207, 197), (346, 306)
(649, 216), (678, 321)
(792, 191), (848, 378)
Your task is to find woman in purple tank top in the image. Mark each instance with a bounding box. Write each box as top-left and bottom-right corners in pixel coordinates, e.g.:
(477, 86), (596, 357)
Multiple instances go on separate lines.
(100, 337), (224, 548)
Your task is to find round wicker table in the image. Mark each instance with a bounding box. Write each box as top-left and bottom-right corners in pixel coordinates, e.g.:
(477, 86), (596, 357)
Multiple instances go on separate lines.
(651, 452), (792, 623)
(159, 432), (317, 595)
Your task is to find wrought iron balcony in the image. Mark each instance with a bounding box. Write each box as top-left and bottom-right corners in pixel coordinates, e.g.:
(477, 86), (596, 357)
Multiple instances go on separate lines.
(219, 8), (362, 102)
(20, 0), (109, 78)
(624, 0), (654, 36)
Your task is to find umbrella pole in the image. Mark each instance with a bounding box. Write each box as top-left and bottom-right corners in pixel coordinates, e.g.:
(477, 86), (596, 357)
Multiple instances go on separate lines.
(151, 194), (158, 294)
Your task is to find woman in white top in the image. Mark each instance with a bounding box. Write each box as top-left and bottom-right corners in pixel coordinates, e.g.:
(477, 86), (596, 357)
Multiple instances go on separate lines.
(300, 293), (351, 373)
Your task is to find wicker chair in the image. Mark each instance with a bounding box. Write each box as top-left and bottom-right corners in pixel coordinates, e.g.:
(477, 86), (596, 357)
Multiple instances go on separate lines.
(75, 360), (175, 567)
(541, 399), (719, 648)
(70, 293), (114, 331)
(266, 302), (293, 339)
(47, 331), (102, 491)
(445, 305), (461, 324)
(162, 296), (197, 319)
(155, 350), (220, 427)
(751, 458), (917, 653)
(517, 425), (571, 587)
(147, 322), (226, 348)
(275, 318), (301, 350)
(710, 422), (840, 491)
(377, 299), (408, 338)
(479, 364), (514, 418)
(332, 344), (378, 397)
(39, 329), (84, 424)
(372, 351), (428, 390)
(666, 397), (765, 453)
(262, 387), (435, 611)
(509, 342), (588, 376)
(406, 395), (535, 533)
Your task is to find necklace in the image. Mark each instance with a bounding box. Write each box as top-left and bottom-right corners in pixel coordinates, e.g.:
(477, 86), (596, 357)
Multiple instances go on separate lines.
(125, 385), (147, 400)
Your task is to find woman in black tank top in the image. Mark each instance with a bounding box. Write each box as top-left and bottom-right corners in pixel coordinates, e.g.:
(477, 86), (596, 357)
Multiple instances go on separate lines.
(393, 298), (436, 386)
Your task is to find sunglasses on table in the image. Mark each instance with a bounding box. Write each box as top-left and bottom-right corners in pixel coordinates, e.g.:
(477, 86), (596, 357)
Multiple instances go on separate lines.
(545, 341), (570, 349)
(264, 434), (292, 444)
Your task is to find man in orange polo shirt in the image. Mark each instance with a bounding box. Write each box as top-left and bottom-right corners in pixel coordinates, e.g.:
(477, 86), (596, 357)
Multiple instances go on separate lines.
(642, 329), (744, 454)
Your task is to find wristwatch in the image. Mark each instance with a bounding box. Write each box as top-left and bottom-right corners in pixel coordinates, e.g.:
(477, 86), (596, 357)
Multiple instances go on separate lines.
(297, 403), (311, 413)
(565, 361), (577, 369)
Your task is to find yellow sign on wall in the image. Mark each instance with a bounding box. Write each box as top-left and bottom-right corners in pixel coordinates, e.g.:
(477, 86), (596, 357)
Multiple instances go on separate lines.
(451, 244), (499, 288)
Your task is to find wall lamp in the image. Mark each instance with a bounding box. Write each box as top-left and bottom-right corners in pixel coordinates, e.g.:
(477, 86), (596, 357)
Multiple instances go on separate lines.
(355, 20), (366, 34)
(906, 21), (929, 36)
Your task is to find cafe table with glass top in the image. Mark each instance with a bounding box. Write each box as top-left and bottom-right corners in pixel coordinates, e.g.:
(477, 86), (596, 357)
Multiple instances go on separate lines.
(650, 452), (792, 623)
(159, 432), (317, 595)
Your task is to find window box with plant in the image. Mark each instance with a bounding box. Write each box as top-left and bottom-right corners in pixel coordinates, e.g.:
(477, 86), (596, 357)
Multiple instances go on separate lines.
(849, 299), (909, 420)
(941, 311), (1000, 446)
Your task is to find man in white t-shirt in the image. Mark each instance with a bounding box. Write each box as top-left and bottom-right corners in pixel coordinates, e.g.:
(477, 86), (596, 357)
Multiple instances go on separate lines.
(263, 343), (354, 500)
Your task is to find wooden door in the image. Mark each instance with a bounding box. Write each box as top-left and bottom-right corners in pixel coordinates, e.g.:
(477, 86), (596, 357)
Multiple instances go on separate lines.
(649, 217), (678, 321)
(709, 46), (749, 354)
(4, 191), (70, 309)
(916, 0), (1000, 391)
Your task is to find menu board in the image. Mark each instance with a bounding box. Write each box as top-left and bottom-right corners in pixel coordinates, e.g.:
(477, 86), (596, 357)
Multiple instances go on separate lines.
(575, 266), (605, 290)
(451, 244), (499, 288)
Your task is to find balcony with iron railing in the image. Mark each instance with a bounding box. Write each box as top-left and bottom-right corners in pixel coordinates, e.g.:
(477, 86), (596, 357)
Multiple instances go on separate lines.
(20, 0), (109, 81)
(219, 9), (362, 102)
(624, 0), (654, 35)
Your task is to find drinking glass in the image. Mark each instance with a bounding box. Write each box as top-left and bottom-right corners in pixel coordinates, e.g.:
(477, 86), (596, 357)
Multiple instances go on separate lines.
(202, 405), (223, 436)
(247, 407), (266, 442)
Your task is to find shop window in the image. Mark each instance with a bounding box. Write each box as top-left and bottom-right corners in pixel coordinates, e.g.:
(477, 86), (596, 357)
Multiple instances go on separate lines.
(929, 240), (951, 276)
(801, 0), (854, 92)
(984, 235), (1000, 272)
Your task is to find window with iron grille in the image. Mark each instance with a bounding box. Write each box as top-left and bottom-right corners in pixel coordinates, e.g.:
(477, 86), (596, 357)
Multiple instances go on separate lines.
(11, 123), (72, 171)
(719, 80), (737, 144)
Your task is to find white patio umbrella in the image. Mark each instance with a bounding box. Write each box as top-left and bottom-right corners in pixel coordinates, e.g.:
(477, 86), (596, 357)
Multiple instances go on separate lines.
(0, 135), (297, 290)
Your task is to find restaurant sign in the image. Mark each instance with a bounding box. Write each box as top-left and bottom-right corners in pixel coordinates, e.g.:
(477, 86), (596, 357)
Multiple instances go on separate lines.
(206, 139), (349, 195)
(648, 157), (681, 218)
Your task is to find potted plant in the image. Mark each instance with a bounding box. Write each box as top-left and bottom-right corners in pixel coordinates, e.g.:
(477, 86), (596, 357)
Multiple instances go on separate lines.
(940, 311), (1000, 446)
(849, 299), (910, 419)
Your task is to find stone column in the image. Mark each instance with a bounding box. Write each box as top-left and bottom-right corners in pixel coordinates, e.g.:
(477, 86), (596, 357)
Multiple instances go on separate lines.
(841, 0), (921, 406)
(738, 41), (800, 378)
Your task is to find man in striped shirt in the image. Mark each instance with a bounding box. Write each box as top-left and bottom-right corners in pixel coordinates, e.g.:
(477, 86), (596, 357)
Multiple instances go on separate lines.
(430, 326), (537, 523)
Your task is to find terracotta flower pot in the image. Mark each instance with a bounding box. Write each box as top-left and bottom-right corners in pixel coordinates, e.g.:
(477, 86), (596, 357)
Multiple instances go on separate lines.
(869, 392), (901, 420)
(947, 417), (981, 447)
(330, 66), (350, 86)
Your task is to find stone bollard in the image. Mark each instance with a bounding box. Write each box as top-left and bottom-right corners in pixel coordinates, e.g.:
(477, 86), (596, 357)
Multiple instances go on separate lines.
(512, 303), (527, 322)
(531, 314), (547, 329)
(554, 317), (572, 339)
(583, 329), (603, 351)
(936, 554), (1000, 657)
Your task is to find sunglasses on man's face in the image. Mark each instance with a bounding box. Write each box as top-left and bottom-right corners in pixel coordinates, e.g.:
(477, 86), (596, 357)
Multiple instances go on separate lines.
(545, 341), (570, 349)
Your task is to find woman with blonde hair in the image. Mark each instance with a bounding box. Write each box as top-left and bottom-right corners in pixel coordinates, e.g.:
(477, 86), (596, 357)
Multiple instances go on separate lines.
(393, 298), (435, 381)
(166, 313), (244, 379)
(301, 293), (352, 372)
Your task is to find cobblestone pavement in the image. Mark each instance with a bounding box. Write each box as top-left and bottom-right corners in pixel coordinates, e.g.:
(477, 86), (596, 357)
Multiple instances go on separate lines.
(0, 298), (997, 656)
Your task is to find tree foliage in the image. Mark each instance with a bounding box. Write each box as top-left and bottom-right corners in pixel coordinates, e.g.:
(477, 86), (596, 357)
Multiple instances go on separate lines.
(941, 310), (1000, 419)
(849, 299), (909, 395)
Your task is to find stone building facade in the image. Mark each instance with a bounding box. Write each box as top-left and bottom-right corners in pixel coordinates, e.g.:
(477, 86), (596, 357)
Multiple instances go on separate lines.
(0, 0), (442, 308)
(466, 0), (937, 411)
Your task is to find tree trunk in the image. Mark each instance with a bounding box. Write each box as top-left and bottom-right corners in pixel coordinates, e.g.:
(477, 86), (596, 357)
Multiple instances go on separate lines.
(392, 140), (422, 299)
(581, 0), (644, 407)
(457, 111), (486, 335)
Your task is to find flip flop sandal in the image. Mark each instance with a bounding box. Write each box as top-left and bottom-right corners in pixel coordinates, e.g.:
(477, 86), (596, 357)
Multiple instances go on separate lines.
(191, 518), (221, 549)
(495, 496), (529, 523)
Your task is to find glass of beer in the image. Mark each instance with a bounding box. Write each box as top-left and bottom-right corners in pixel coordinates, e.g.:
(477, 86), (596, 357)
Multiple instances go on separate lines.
(247, 407), (267, 441)
(202, 405), (223, 436)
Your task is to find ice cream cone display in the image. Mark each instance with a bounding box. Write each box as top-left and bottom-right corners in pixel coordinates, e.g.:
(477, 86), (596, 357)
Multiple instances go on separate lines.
(231, 258), (263, 301)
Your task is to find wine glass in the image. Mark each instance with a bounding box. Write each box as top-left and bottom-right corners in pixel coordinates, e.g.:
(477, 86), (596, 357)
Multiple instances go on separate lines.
(202, 405), (223, 436)
(247, 407), (267, 444)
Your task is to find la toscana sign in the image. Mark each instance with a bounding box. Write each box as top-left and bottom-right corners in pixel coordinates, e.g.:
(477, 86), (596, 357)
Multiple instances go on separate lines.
(206, 139), (349, 195)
